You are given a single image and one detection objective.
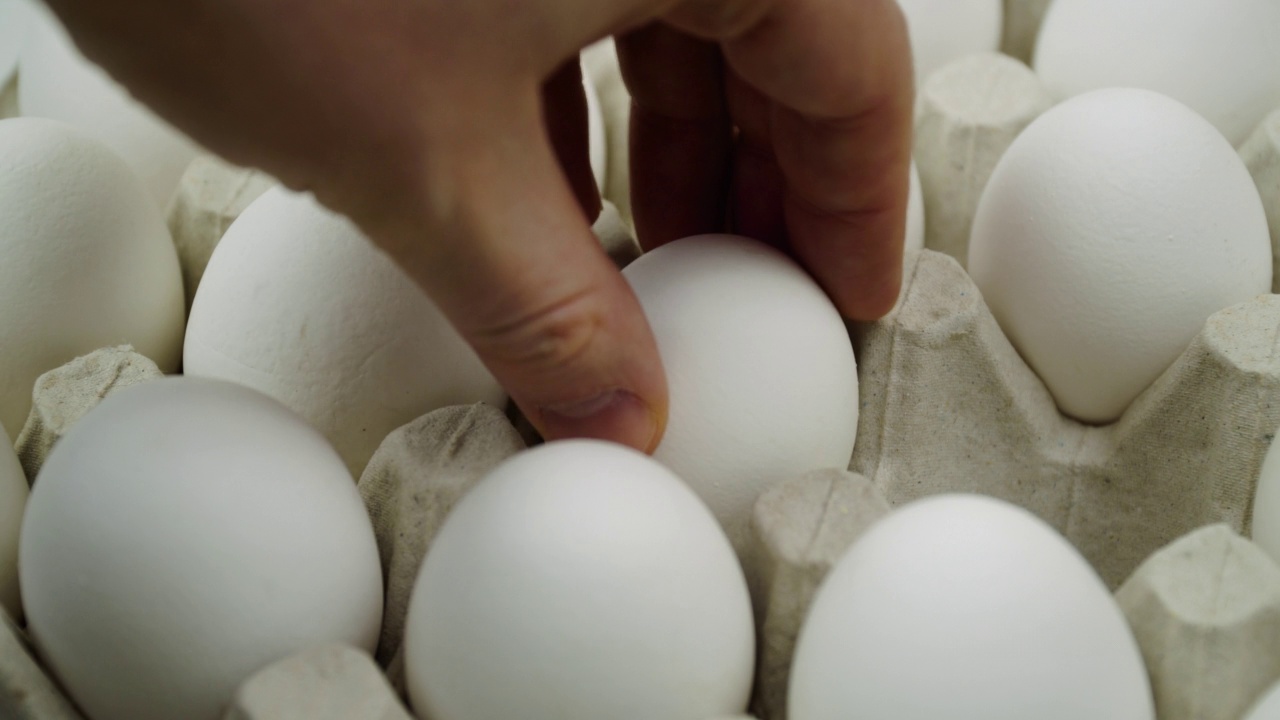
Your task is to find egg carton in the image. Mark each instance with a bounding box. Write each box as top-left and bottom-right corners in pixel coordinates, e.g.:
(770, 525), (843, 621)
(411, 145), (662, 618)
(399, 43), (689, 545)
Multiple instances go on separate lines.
(851, 247), (1280, 589)
(5, 346), (1280, 720)
(899, 44), (1280, 583)
(12, 13), (1280, 720)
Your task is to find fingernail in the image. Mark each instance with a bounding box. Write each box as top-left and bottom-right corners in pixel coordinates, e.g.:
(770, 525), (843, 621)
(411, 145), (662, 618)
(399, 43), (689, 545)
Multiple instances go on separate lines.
(539, 389), (661, 453)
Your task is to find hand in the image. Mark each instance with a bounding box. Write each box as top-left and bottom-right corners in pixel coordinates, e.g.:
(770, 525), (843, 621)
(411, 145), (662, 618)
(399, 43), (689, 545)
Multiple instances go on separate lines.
(44, 0), (914, 452)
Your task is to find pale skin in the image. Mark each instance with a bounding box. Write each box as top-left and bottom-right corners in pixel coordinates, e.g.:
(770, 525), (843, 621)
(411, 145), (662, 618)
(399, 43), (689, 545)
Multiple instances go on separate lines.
(43, 0), (914, 453)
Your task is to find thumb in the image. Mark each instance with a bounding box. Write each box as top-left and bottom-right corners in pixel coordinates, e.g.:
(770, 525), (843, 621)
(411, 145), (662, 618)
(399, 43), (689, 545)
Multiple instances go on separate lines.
(376, 83), (668, 453)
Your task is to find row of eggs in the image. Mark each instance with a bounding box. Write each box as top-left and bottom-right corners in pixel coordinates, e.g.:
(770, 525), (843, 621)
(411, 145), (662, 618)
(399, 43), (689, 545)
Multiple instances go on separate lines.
(0, 98), (1278, 718)
(12, 376), (1167, 720)
(899, 0), (1280, 146)
(0, 2), (1278, 719)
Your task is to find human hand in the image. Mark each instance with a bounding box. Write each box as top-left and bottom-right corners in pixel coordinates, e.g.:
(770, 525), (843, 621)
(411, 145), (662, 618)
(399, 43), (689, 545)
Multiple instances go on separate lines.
(43, 0), (914, 452)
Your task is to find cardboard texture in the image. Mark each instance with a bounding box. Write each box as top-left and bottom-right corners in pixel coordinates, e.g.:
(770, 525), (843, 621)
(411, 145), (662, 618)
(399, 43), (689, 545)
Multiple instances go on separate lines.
(746, 469), (889, 720)
(851, 249), (1280, 589)
(14, 345), (162, 484)
(1242, 107), (1280, 294)
(999, 0), (1054, 63)
(166, 154), (275, 310)
(222, 645), (411, 720)
(1116, 525), (1280, 720)
(914, 52), (1053, 268)
(0, 607), (84, 719)
(357, 403), (525, 695)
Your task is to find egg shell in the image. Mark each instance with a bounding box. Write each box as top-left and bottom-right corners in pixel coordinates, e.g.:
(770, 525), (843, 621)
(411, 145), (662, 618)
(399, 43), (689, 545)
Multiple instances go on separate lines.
(1246, 681), (1280, 720)
(968, 88), (1272, 424)
(1251, 434), (1280, 565)
(403, 440), (755, 720)
(581, 38), (632, 223)
(18, 6), (198, 207)
(582, 61), (607, 195)
(896, 0), (1003, 85)
(914, 51), (1054, 267)
(0, 118), (184, 436)
(357, 403), (526, 694)
(19, 377), (383, 720)
(904, 160), (925, 256)
(621, 235), (859, 555)
(166, 154), (276, 310)
(1034, 0), (1280, 147)
(1241, 107), (1280, 294)
(789, 494), (1154, 720)
(0, 420), (26, 621)
(184, 186), (505, 477)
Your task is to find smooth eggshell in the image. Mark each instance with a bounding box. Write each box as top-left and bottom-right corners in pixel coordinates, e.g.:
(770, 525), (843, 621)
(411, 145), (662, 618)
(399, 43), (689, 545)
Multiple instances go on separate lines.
(0, 118), (184, 436)
(0, 420), (25, 620)
(19, 377), (383, 720)
(582, 62), (607, 194)
(968, 88), (1272, 424)
(790, 494), (1154, 720)
(1034, 0), (1280, 146)
(1245, 681), (1280, 720)
(403, 440), (755, 720)
(621, 235), (859, 553)
(18, 6), (198, 206)
(906, 159), (925, 255)
(1251, 435), (1280, 565)
(896, 0), (1003, 85)
(184, 187), (505, 477)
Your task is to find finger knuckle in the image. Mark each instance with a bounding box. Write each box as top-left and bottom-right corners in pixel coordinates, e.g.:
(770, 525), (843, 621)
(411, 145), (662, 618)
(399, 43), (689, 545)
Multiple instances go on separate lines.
(471, 289), (606, 374)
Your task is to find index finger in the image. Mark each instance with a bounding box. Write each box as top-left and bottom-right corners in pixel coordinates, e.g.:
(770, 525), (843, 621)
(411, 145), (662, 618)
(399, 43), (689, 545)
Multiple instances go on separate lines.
(667, 0), (915, 320)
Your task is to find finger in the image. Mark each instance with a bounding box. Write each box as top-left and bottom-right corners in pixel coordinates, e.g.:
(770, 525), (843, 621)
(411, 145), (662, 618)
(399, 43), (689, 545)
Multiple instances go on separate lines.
(725, 69), (787, 249)
(542, 58), (603, 222)
(616, 23), (731, 251)
(667, 0), (915, 320)
(378, 85), (668, 452)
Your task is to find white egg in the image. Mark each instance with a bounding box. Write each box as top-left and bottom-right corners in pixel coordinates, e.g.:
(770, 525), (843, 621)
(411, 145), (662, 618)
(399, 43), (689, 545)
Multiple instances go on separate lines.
(790, 494), (1154, 720)
(20, 377), (383, 720)
(403, 440), (755, 720)
(18, 6), (198, 207)
(0, 118), (184, 436)
(621, 235), (858, 554)
(968, 88), (1272, 424)
(582, 62), (607, 194)
(1244, 680), (1280, 720)
(0, 420), (26, 620)
(184, 187), (505, 476)
(1034, 0), (1280, 146)
(896, 0), (1003, 85)
(906, 159), (925, 255)
(1251, 435), (1280, 564)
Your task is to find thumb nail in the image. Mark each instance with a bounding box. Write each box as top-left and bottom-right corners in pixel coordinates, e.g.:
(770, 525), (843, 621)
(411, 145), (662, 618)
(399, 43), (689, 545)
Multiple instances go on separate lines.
(538, 389), (662, 453)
